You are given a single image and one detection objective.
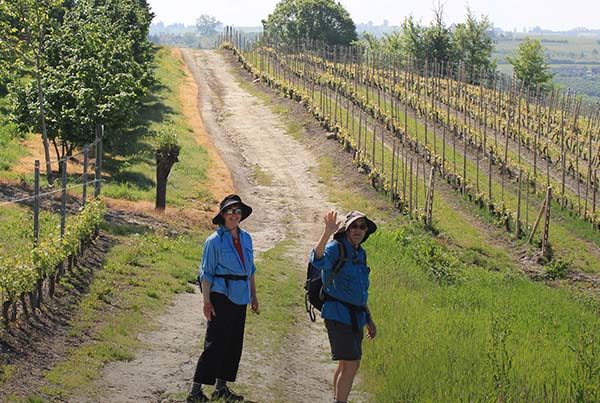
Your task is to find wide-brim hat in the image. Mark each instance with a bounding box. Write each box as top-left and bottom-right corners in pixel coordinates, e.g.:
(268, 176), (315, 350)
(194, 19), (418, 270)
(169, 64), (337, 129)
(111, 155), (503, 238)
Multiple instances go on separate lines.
(333, 211), (377, 244)
(212, 194), (253, 225)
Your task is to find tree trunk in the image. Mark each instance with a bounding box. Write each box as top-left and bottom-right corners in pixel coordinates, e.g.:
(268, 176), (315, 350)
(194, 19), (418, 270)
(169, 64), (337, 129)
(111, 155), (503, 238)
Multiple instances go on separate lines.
(155, 145), (181, 210)
(35, 28), (54, 185)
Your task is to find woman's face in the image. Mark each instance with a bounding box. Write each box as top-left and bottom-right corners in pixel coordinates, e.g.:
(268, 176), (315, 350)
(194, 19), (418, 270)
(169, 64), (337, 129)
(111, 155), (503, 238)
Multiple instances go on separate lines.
(346, 218), (368, 247)
(221, 203), (242, 231)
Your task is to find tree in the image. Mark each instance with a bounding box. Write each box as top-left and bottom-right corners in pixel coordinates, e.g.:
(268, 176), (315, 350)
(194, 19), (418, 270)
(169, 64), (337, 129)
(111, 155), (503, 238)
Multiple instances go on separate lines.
(0, 0), (66, 182)
(507, 38), (553, 91)
(452, 9), (496, 80)
(262, 0), (357, 47)
(9, 0), (155, 161)
(154, 123), (180, 210)
(422, 2), (454, 66)
(196, 14), (221, 37)
(398, 16), (425, 62)
(357, 32), (381, 52)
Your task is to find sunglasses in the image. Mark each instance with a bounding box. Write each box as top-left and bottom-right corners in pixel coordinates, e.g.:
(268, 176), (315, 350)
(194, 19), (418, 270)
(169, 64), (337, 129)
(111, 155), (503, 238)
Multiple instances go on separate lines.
(224, 208), (243, 215)
(349, 223), (368, 230)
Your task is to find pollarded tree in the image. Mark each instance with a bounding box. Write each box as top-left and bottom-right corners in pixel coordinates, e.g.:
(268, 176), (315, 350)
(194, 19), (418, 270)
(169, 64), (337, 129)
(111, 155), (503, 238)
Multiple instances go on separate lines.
(154, 122), (180, 210)
(507, 38), (553, 92)
(262, 0), (357, 47)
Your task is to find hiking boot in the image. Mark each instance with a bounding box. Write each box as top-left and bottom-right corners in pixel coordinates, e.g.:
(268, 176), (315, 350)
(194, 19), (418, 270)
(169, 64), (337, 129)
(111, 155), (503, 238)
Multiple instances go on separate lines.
(186, 390), (209, 402)
(211, 386), (244, 401)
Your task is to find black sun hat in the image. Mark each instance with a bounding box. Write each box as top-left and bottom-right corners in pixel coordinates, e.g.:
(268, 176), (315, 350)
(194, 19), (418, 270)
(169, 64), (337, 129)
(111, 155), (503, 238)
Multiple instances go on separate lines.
(212, 194), (253, 225)
(333, 211), (377, 244)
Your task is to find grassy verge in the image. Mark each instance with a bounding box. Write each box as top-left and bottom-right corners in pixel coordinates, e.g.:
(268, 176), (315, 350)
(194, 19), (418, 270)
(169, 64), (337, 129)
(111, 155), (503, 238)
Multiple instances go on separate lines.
(362, 224), (600, 401)
(31, 228), (202, 400)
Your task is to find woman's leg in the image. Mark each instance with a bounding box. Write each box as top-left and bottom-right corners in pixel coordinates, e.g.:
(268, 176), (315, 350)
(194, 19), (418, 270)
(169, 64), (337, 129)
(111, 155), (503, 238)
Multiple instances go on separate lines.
(335, 360), (360, 402)
(218, 301), (247, 382)
(192, 293), (230, 385)
(333, 362), (343, 400)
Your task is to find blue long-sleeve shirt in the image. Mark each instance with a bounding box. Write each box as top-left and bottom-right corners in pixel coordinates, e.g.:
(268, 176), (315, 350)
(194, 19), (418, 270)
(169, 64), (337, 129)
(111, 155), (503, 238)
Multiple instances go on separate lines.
(199, 226), (256, 305)
(310, 237), (370, 328)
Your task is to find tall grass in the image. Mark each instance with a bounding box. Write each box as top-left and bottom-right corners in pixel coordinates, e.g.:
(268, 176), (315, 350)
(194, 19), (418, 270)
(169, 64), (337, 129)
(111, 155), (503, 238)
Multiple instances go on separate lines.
(361, 224), (600, 402)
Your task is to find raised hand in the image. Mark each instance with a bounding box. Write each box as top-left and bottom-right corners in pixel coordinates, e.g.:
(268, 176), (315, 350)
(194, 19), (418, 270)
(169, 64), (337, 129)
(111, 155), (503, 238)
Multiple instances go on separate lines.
(323, 210), (341, 237)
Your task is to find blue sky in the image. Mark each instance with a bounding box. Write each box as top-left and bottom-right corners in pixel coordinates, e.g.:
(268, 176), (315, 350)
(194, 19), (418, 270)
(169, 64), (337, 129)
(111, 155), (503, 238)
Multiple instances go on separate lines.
(147, 0), (600, 32)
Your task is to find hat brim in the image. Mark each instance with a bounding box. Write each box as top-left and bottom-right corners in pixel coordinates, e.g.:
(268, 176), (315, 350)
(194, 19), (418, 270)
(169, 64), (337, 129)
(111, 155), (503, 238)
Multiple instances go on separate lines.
(212, 200), (253, 225)
(333, 213), (377, 244)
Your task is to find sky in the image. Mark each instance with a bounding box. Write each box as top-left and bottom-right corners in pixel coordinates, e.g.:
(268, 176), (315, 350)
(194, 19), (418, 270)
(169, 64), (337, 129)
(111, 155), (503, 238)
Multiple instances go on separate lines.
(147, 0), (600, 32)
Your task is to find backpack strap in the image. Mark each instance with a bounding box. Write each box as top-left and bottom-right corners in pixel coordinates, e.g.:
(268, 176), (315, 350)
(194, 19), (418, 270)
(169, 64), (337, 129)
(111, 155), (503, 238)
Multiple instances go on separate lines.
(323, 240), (346, 289)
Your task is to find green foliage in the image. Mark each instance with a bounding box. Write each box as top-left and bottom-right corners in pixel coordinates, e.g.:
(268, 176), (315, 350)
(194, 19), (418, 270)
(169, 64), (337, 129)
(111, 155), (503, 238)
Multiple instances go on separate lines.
(543, 258), (572, 280)
(395, 225), (461, 284)
(452, 9), (496, 78)
(3, 0), (155, 160)
(0, 115), (26, 171)
(397, 16), (425, 61)
(0, 200), (105, 302)
(507, 38), (554, 91)
(262, 0), (357, 47)
(356, 8), (492, 74)
(153, 121), (180, 151)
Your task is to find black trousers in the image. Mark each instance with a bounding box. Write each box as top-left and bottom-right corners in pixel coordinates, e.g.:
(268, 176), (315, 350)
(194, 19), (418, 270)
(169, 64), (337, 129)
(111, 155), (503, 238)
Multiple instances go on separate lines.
(193, 292), (247, 385)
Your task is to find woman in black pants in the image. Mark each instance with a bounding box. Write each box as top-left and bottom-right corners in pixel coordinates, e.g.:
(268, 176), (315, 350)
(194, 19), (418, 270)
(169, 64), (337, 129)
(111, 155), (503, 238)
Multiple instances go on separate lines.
(187, 194), (259, 402)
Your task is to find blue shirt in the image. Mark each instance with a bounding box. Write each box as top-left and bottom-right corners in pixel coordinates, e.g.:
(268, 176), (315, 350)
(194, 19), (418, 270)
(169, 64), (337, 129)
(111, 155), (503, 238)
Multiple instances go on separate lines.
(199, 226), (256, 305)
(310, 237), (370, 328)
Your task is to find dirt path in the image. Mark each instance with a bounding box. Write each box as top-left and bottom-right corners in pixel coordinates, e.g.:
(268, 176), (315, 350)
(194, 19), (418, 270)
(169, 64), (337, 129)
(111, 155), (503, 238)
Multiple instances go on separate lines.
(86, 49), (351, 403)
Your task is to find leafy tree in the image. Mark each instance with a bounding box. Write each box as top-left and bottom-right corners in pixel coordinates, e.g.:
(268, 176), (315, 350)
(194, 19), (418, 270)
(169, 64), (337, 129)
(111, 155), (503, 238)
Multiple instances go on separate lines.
(196, 14), (221, 37)
(380, 30), (402, 55)
(398, 16), (425, 62)
(10, 0), (155, 161)
(507, 37), (553, 91)
(422, 3), (454, 66)
(0, 0), (66, 181)
(452, 9), (496, 80)
(262, 0), (357, 47)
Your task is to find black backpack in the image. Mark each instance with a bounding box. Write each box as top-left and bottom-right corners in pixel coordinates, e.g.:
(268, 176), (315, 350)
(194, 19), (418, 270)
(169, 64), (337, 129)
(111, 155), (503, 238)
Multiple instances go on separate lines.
(304, 240), (346, 322)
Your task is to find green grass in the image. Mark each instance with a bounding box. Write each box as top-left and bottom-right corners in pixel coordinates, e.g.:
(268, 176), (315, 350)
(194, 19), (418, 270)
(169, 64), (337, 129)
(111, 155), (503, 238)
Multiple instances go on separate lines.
(0, 97), (28, 173)
(101, 47), (212, 207)
(38, 230), (202, 400)
(245, 240), (302, 347)
(361, 224), (600, 402)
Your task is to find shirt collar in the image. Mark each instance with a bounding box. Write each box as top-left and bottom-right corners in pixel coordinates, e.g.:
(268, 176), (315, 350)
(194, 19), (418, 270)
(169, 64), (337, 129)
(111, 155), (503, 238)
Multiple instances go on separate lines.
(341, 236), (362, 253)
